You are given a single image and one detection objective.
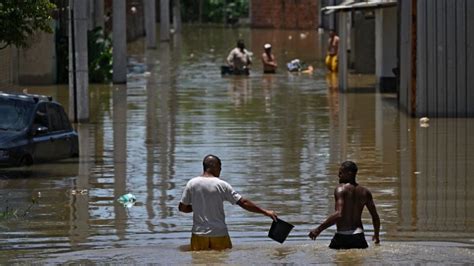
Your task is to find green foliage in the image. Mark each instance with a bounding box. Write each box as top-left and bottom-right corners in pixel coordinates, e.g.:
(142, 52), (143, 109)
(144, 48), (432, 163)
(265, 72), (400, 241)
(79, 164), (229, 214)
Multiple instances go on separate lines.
(56, 27), (113, 84)
(0, 0), (56, 50)
(88, 27), (113, 83)
(181, 0), (249, 24)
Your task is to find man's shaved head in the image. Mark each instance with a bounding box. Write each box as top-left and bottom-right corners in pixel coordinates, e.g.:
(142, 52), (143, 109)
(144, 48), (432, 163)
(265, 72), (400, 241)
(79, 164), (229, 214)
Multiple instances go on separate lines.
(203, 154), (221, 173)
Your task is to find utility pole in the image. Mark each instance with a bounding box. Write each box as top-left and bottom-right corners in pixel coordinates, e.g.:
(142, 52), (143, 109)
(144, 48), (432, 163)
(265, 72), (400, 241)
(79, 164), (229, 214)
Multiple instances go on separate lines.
(68, 0), (89, 123)
(94, 0), (105, 29)
(113, 0), (127, 83)
(173, 0), (182, 33)
(160, 0), (170, 41)
(144, 0), (157, 48)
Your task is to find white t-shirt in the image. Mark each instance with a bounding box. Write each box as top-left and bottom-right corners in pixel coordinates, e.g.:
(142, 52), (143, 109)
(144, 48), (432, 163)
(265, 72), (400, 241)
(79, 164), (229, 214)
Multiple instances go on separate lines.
(180, 176), (242, 236)
(227, 48), (252, 70)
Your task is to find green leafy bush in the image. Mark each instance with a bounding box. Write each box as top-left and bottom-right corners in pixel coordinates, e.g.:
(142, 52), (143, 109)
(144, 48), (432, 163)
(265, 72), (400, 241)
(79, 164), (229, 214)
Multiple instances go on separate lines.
(56, 26), (113, 84)
(88, 27), (113, 83)
(181, 0), (249, 24)
(0, 0), (56, 49)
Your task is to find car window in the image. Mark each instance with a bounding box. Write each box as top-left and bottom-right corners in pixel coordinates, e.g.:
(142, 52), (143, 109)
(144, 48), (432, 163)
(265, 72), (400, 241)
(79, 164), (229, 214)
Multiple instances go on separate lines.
(0, 98), (35, 131)
(33, 103), (49, 130)
(47, 103), (68, 132)
(58, 105), (72, 131)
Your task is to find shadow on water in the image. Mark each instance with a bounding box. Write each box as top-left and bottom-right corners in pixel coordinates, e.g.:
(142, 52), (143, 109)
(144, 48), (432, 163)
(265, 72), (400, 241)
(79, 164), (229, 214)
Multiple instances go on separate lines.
(0, 160), (78, 179)
(0, 26), (473, 263)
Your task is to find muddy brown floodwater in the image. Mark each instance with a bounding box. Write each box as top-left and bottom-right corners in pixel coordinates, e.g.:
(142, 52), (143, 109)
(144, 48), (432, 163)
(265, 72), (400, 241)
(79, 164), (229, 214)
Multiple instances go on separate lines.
(0, 26), (473, 264)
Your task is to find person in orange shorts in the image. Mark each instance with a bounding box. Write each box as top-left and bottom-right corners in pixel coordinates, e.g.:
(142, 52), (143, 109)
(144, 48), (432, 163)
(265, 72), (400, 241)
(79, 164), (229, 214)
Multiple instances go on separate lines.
(325, 29), (339, 72)
(179, 154), (277, 251)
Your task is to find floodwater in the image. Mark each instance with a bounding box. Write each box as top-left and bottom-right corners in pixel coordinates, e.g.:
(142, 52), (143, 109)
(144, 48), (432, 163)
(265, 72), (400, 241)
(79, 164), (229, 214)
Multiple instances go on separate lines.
(1, 26), (473, 264)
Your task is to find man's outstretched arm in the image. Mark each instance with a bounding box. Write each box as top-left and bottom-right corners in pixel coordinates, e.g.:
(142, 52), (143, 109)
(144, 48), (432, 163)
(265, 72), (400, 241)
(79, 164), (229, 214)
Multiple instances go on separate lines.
(237, 198), (277, 221)
(309, 188), (345, 240)
(366, 191), (380, 244)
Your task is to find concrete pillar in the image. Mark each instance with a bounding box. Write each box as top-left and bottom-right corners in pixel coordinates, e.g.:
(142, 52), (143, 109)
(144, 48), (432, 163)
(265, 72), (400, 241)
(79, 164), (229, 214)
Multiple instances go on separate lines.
(113, 0), (127, 83)
(69, 0), (89, 123)
(375, 9), (383, 83)
(87, 0), (94, 30)
(144, 0), (157, 48)
(160, 0), (170, 41)
(94, 0), (105, 29)
(338, 12), (348, 92)
(375, 7), (397, 91)
(173, 0), (182, 33)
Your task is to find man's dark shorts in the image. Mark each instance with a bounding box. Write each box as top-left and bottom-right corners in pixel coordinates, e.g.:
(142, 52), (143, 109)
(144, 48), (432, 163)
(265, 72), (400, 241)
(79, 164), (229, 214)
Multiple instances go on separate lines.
(329, 233), (368, 249)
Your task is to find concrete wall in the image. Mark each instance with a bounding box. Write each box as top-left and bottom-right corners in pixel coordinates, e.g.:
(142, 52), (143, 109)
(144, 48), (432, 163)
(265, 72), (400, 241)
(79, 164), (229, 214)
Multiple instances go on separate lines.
(0, 30), (56, 87)
(17, 31), (57, 85)
(353, 11), (375, 74)
(0, 46), (16, 90)
(251, 0), (319, 29)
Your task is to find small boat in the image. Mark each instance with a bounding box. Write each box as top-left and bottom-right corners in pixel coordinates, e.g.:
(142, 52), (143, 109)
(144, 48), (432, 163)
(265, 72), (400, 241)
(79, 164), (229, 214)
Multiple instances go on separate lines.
(221, 65), (250, 76)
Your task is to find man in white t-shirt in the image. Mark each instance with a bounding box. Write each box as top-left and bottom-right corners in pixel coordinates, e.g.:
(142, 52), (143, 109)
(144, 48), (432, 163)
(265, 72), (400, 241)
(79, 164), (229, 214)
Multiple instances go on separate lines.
(179, 154), (277, 251)
(226, 39), (252, 75)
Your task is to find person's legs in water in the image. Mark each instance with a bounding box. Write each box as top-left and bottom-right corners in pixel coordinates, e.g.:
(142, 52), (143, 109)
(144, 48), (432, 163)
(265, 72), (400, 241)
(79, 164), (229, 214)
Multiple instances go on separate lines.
(191, 234), (232, 251)
(325, 54), (338, 72)
(328, 233), (369, 249)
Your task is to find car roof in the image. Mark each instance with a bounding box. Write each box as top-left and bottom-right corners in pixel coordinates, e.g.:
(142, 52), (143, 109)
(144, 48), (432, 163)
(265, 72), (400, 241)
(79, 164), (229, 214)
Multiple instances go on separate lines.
(0, 92), (55, 104)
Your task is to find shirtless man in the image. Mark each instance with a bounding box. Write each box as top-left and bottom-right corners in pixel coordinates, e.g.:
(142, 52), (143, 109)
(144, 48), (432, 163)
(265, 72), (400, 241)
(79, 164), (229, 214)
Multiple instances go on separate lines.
(325, 30), (339, 72)
(309, 161), (380, 249)
(261, 43), (277, 73)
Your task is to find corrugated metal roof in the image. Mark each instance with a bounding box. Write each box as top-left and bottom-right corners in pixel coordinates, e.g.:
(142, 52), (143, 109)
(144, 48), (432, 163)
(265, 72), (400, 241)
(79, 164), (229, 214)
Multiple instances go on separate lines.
(322, 0), (397, 14)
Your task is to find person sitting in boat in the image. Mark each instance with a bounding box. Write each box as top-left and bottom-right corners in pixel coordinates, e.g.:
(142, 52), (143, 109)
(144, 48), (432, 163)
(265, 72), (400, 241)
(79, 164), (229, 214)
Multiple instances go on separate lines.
(226, 39), (252, 75)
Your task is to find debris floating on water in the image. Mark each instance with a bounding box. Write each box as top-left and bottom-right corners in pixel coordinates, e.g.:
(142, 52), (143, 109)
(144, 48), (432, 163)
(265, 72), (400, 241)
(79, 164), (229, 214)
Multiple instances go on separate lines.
(71, 189), (88, 195)
(419, 117), (429, 123)
(419, 117), (430, 128)
(117, 193), (137, 208)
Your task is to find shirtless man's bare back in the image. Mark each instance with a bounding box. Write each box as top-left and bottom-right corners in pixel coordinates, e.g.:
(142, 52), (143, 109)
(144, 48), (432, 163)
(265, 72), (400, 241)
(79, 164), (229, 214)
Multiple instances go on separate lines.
(309, 161), (380, 249)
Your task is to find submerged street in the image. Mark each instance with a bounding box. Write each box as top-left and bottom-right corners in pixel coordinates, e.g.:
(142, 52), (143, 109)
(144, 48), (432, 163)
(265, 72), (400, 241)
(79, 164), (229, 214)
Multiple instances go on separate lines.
(0, 26), (473, 264)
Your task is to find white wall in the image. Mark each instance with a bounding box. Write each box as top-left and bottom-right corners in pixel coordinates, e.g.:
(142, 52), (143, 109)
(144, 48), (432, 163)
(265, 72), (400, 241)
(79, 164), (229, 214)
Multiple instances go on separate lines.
(375, 7), (397, 80)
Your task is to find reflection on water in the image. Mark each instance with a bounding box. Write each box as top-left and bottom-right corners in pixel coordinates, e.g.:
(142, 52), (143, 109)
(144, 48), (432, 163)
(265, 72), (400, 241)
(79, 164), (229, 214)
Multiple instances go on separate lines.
(0, 26), (473, 263)
(398, 117), (474, 240)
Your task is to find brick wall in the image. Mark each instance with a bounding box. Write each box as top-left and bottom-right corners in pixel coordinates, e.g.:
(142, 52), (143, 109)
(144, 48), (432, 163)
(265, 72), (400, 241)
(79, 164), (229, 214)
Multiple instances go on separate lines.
(251, 0), (319, 29)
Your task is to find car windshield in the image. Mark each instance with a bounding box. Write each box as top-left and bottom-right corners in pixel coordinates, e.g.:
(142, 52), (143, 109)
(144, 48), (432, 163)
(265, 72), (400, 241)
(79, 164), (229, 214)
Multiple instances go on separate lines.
(0, 98), (35, 131)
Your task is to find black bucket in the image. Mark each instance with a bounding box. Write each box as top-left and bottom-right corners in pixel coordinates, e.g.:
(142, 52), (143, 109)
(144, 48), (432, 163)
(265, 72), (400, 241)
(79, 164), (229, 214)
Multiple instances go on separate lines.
(268, 218), (294, 244)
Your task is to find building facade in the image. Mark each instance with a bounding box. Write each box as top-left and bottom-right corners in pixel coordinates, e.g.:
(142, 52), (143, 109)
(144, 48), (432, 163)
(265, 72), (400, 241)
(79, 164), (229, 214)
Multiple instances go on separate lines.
(250, 0), (319, 29)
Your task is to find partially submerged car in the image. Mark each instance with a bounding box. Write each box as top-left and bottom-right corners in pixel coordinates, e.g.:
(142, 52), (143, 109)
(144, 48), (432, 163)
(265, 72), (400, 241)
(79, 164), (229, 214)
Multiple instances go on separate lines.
(0, 92), (79, 167)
